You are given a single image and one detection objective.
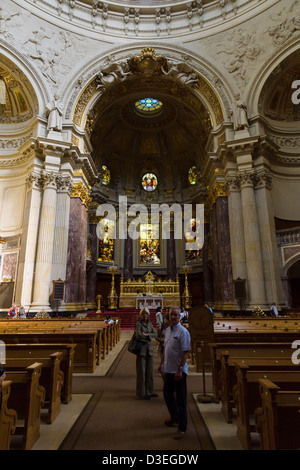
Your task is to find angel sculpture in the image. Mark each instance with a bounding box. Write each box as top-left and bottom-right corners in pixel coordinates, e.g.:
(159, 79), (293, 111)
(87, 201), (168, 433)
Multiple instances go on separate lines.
(97, 60), (132, 90)
(161, 62), (199, 87)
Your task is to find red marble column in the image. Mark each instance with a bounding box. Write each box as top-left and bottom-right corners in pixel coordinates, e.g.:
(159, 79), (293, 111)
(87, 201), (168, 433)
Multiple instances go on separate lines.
(64, 197), (88, 305)
(86, 223), (98, 305)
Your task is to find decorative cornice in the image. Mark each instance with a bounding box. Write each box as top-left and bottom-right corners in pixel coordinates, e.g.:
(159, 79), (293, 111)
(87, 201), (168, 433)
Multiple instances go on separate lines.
(225, 169), (272, 192)
(18, 0), (268, 40)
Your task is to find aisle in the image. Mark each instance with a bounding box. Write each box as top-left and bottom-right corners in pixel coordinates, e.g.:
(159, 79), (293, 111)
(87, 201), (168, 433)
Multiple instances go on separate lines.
(59, 336), (212, 451)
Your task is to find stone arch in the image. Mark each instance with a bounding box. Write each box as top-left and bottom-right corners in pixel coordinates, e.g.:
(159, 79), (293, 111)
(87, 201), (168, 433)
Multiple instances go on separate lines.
(282, 252), (300, 278)
(248, 38), (300, 118)
(63, 44), (231, 135)
(0, 42), (51, 125)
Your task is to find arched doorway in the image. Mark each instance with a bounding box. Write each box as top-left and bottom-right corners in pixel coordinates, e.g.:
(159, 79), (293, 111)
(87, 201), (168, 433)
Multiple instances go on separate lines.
(287, 260), (300, 308)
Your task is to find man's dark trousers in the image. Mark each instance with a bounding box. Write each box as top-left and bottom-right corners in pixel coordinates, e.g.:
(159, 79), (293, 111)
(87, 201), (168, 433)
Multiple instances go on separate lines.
(163, 372), (187, 432)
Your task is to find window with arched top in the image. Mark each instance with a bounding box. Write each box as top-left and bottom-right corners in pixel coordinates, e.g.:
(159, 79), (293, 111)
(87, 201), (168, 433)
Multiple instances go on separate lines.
(142, 173), (158, 191)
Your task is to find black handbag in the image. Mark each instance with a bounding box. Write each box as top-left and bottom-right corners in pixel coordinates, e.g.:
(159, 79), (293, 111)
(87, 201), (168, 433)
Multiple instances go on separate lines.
(128, 333), (143, 355)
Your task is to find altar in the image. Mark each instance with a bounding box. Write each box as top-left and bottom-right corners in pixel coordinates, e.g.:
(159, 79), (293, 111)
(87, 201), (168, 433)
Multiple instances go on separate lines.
(119, 271), (180, 308)
(136, 295), (163, 310)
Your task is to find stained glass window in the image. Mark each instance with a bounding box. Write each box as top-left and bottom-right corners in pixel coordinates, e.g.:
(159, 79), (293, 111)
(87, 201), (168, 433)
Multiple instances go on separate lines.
(185, 218), (202, 262)
(142, 173), (158, 191)
(135, 98), (162, 113)
(188, 166), (197, 185)
(101, 165), (110, 185)
(139, 224), (160, 265)
(98, 219), (115, 262)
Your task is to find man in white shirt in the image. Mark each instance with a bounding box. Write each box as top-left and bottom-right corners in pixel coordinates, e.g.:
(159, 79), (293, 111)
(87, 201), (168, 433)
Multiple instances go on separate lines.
(158, 306), (191, 440)
(155, 307), (163, 331)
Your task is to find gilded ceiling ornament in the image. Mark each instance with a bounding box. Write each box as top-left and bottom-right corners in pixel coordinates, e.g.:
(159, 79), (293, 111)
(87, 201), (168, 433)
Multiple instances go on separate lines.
(130, 48), (167, 77)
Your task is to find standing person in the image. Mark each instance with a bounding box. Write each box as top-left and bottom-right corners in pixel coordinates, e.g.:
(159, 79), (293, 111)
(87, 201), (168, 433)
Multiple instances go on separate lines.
(158, 306), (191, 440)
(270, 302), (279, 317)
(18, 305), (26, 318)
(135, 307), (158, 400)
(7, 304), (18, 318)
(155, 306), (163, 333)
(204, 303), (214, 317)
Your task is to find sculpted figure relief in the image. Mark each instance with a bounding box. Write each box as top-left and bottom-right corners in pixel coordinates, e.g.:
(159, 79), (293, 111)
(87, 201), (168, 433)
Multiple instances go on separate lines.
(232, 94), (249, 131)
(46, 94), (63, 132)
(161, 61), (199, 86)
(97, 60), (132, 90)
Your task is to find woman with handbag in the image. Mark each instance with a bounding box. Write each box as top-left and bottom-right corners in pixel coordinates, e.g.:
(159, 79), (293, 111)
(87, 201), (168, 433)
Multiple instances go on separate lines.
(135, 307), (158, 400)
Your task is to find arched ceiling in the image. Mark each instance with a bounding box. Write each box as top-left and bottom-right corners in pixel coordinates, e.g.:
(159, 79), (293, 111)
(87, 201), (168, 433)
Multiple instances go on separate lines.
(259, 50), (300, 122)
(0, 57), (37, 124)
(88, 74), (212, 200)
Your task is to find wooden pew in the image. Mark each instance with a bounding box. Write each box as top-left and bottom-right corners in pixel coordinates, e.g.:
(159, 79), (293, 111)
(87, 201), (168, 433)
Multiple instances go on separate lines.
(5, 343), (75, 404)
(4, 352), (64, 424)
(5, 362), (45, 450)
(255, 378), (300, 450)
(0, 331), (97, 372)
(233, 361), (300, 449)
(219, 352), (295, 423)
(0, 380), (17, 450)
(209, 342), (292, 402)
(0, 319), (111, 367)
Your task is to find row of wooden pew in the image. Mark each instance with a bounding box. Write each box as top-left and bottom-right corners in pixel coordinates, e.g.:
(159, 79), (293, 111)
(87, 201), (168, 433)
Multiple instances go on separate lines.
(0, 317), (121, 450)
(208, 318), (300, 450)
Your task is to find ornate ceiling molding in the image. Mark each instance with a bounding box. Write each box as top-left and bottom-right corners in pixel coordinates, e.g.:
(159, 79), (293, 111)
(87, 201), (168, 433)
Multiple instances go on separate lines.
(72, 48), (224, 129)
(16, 0), (275, 40)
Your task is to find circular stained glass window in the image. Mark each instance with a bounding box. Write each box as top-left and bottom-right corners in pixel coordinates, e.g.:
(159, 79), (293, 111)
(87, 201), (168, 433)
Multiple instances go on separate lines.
(188, 166), (197, 185)
(101, 165), (111, 185)
(135, 98), (163, 114)
(142, 173), (158, 192)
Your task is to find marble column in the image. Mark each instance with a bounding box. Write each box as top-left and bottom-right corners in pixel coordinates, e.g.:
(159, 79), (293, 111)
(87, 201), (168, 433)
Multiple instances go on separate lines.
(51, 177), (73, 304)
(166, 228), (176, 280)
(239, 171), (267, 307)
(31, 172), (59, 311)
(254, 169), (285, 306)
(14, 173), (43, 309)
(225, 175), (247, 283)
(64, 190), (89, 307)
(86, 222), (98, 306)
(202, 221), (214, 302)
(215, 196), (235, 303)
(210, 205), (221, 302)
(123, 236), (133, 281)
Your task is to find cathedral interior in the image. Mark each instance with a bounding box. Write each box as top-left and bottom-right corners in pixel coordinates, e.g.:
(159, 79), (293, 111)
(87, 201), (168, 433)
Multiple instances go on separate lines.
(0, 0), (300, 316)
(1, 0), (300, 455)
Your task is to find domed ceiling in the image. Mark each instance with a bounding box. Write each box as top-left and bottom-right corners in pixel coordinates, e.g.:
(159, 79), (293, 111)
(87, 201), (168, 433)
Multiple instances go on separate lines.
(0, 57), (37, 124)
(260, 50), (300, 122)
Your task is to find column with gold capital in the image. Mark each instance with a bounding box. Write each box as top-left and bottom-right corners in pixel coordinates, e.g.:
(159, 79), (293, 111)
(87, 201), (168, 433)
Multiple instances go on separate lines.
(64, 182), (91, 309)
(31, 171), (60, 311)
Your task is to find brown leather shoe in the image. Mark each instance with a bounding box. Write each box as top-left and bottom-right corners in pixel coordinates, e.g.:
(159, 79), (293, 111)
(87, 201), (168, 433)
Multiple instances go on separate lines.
(164, 419), (179, 427)
(173, 430), (185, 440)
